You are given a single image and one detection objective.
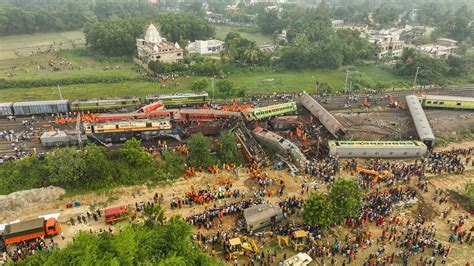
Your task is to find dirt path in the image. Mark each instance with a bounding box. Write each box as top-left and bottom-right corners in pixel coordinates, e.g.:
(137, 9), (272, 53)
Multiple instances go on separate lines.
(2, 143), (473, 265)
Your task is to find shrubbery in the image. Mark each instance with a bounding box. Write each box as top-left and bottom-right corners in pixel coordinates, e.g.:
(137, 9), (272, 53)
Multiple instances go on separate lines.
(15, 217), (219, 265)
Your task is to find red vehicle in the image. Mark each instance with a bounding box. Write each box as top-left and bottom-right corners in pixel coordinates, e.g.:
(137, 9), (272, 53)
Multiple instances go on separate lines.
(104, 205), (131, 223)
(1, 218), (60, 245)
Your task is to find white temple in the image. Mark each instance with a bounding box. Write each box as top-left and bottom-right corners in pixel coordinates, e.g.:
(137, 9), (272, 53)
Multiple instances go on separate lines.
(136, 24), (183, 63)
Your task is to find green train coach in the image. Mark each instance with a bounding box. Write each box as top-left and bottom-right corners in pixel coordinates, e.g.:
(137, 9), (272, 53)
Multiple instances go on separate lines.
(419, 95), (474, 110)
(243, 101), (298, 121)
(145, 92), (209, 107)
(71, 97), (141, 111)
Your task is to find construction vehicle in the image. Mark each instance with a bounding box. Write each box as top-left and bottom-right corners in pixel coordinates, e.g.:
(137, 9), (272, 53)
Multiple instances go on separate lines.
(0, 218), (61, 245)
(355, 167), (390, 182)
(291, 230), (309, 251)
(224, 237), (258, 260)
(277, 230), (310, 251)
(105, 205), (133, 224)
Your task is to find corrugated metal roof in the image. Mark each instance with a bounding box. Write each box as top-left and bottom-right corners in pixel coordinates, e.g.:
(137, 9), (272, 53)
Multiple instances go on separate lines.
(13, 100), (68, 106)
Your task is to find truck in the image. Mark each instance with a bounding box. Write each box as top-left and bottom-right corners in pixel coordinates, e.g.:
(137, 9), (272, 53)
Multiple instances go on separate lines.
(0, 218), (61, 246)
(104, 205), (131, 224)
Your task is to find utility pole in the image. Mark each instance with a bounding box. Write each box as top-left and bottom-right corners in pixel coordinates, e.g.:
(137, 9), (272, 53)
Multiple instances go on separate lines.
(344, 70), (349, 93)
(211, 77), (215, 104)
(413, 67), (420, 94)
(57, 84), (63, 100)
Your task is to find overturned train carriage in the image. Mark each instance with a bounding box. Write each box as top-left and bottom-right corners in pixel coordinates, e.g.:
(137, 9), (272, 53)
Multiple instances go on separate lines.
(328, 140), (427, 158)
(299, 93), (345, 139)
(253, 127), (308, 168)
(406, 95), (435, 149)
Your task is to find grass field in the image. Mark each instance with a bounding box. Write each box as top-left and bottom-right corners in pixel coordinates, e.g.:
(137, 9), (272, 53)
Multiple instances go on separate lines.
(0, 65), (410, 101)
(0, 49), (142, 80)
(214, 25), (272, 45)
(0, 30), (85, 60)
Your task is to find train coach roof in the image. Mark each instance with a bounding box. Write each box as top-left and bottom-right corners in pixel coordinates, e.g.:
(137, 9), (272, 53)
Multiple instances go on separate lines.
(4, 218), (44, 234)
(243, 204), (282, 226)
(149, 92), (209, 98)
(328, 140), (425, 146)
(0, 102), (13, 107)
(72, 97), (139, 103)
(13, 100), (68, 106)
(421, 95), (474, 102)
(406, 96), (434, 140)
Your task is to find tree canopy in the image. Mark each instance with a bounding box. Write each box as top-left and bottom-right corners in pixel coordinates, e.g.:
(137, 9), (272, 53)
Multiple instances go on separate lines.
(84, 14), (215, 57)
(394, 48), (451, 85)
(0, 139), (182, 195)
(0, 0), (159, 36)
(14, 216), (219, 265)
(187, 133), (214, 168)
(328, 178), (363, 222)
(302, 193), (335, 229)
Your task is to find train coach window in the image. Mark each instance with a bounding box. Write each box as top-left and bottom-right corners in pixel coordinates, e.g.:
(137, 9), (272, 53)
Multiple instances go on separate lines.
(439, 102), (444, 105)
(375, 152), (379, 155)
(427, 101), (432, 104)
(433, 101), (438, 104)
(456, 103), (462, 106)
(363, 152), (367, 155)
(403, 152), (407, 155)
(122, 101), (127, 105)
(389, 152), (393, 155)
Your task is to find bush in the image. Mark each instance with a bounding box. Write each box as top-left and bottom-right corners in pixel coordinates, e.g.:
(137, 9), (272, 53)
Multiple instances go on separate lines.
(0, 139), (171, 195)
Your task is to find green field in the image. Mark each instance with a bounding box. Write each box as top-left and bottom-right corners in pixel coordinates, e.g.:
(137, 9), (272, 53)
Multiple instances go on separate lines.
(0, 65), (411, 102)
(0, 30), (85, 60)
(0, 49), (141, 80)
(214, 25), (272, 45)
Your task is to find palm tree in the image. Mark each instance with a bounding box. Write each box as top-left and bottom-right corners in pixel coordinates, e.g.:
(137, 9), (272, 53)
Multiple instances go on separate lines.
(244, 47), (259, 66)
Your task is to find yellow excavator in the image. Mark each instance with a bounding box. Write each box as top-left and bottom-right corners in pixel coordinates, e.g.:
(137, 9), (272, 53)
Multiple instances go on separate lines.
(277, 230), (310, 251)
(225, 237), (259, 260)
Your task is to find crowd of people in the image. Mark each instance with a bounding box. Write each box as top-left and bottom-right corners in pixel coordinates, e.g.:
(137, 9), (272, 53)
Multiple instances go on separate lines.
(1, 237), (60, 263)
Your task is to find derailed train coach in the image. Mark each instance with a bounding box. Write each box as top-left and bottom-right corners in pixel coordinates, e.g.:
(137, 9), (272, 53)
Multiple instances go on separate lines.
(328, 140), (427, 158)
(406, 95), (435, 149)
